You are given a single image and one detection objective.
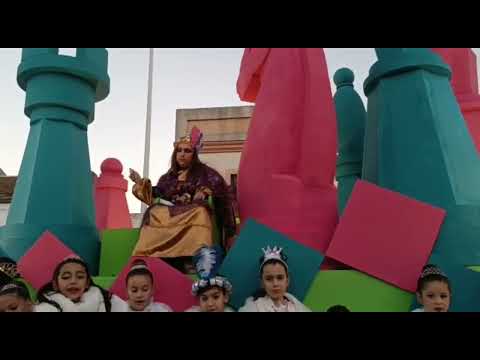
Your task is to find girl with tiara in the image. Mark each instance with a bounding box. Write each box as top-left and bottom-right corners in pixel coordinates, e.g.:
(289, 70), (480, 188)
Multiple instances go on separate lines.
(186, 246), (235, 312)
(122, 259), (172, 312)
(0, 257), (38, 301)
(412, 264), (451, 312)
(36, 255), (126, 312)
(239, 246), (311, 312)
(0, 281), (58, 312)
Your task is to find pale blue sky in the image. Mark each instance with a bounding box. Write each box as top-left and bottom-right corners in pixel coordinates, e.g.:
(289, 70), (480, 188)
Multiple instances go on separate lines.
(1, 48), (478, 212)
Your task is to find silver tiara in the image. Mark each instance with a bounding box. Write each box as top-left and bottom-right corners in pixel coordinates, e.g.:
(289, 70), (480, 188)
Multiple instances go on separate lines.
(0, 283), (21, 294)
(129, 264), (150, 273)
(421, 266), (447, 279)
(63, 254), (82, 261)
(261, 246), (288, 271)
(191, 276), (233, 296)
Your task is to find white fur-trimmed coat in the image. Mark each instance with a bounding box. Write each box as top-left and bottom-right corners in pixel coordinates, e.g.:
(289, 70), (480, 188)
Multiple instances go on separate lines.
(239, 293), (311, 312)
(185, 305), (235, 312)
(116, 300), (173, 312)
(37, 286), (126, 312)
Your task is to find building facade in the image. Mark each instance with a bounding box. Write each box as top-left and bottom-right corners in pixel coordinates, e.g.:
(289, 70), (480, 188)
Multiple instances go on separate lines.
(176, 105), (253, 186)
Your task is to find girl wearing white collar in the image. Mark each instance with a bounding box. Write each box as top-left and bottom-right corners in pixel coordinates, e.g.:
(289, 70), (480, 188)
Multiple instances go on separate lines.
(36, 255), (126, 312)
(239, 246), (311, 312)
(123, 259), (172, 312)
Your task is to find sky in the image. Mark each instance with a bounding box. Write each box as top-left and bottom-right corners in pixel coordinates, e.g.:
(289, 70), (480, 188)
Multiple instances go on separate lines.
(1, 48), (479, 213)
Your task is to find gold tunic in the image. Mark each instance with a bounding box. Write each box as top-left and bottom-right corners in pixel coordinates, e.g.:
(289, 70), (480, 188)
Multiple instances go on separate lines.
(131, 179), (213, 258)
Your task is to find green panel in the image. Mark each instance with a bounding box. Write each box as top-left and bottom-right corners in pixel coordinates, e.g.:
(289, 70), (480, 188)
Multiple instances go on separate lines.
(99, 229), (140, 277)
(92, 276), (116, 290)
(17, 278), (37, 302)
(304, 270), (413, 312)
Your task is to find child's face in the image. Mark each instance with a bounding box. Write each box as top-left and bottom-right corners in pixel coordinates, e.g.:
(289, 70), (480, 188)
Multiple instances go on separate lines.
(0, 294), (33, 312)
(55, 262), (89, 302)
(127, 275), (154, 311)
(199, 287), (229, 312)
(417, 280), (451, 312)
(262, 263), (289, 302)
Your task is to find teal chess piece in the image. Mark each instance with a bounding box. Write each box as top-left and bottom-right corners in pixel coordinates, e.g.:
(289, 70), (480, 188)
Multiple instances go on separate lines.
(333, 68), (366, 215)
(0, 48), (110, 274)
(362, 48), (480, 265)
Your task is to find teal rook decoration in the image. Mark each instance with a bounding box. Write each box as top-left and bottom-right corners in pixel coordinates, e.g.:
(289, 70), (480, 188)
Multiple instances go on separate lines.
(333, 68), (366, 215)
(0, 48), (110, 274)
(363, 48), (480, 265)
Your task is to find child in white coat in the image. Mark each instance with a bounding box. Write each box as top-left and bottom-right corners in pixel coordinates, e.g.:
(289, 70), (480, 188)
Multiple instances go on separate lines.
(122, 259), (172, 312)
(239, 246), (310, 312)
(36, 255), (126, 312)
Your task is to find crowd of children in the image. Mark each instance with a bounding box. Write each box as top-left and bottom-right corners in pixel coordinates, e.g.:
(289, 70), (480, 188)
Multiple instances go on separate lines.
(0, 249), (452, 313)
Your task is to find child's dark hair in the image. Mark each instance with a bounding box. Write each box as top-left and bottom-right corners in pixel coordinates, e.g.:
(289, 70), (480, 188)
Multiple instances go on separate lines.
(36, 257), (113, 312)
(326, 305), (350, 312)
(0, 280), (31, 301)
(126, 259), (153, 285)
(260, 259), (289, 277)
(416, 264), (451, 294)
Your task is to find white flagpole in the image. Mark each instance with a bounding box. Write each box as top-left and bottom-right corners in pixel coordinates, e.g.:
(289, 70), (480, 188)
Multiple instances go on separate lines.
(141, 48), (154, 214)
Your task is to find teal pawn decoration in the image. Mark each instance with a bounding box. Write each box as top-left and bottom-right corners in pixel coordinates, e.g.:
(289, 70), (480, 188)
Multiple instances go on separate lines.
(333, 68), (366, 215)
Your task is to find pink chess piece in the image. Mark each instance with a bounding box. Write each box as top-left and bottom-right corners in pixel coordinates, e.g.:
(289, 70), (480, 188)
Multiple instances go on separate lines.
(95, 158), (132, 230)
(236, 48), (338, 253)
(432, 48), (480, 152)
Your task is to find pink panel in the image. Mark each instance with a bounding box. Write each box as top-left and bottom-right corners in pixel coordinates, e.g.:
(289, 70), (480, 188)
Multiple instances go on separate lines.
(18, 231), (77, 290)
(326, 180), (446, 292)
